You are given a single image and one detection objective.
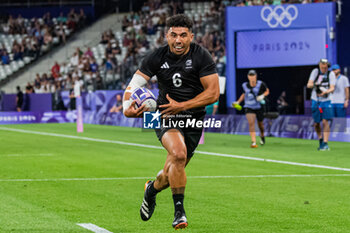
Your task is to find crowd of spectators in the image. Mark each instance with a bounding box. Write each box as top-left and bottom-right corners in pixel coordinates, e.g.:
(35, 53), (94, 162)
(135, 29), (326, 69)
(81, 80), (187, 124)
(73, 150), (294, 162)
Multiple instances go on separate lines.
(0, 9), (87, 66)
(23, 47), (103, 96)
(20, 0), (336, 97)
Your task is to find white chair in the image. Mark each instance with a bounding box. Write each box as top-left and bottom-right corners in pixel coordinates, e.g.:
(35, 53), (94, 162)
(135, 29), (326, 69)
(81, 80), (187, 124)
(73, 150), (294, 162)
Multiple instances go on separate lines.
(53, 37), (60, 44)
(24, 56), (31, 64)
(115, 54), (123, 63)
(184, 2), (190, 10)
(4, 65), (13, 76)
(105, 73), (114, 83)
(0, 73), (6, 80)
(190, 2), (196, 10)
(10, 61), (19, 72)
(18, 60), (25, 68)
(96, 58), (103, 66)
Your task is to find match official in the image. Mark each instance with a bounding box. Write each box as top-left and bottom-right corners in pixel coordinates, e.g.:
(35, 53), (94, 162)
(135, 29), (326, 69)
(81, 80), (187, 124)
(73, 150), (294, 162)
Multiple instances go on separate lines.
(233, 70), (269, 148)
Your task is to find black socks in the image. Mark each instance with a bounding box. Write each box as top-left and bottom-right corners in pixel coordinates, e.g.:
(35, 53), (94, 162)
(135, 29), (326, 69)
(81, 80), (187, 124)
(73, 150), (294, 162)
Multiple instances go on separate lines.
(173, 194), (185, 214)
(149, 181), (160, 196)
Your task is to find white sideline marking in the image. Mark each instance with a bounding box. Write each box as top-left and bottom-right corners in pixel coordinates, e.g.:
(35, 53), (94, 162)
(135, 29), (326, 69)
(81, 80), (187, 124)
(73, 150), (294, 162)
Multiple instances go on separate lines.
(77, 223), (112, 233)
(6, 153), (53, 157)
(0, 174), (350, 182)
(1, 127), (350, 172)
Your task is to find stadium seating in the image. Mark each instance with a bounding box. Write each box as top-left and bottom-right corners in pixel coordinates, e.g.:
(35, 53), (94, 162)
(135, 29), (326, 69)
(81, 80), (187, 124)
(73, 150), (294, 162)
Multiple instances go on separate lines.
(0, 10), (86, 84)
(5, 0), (334, 93)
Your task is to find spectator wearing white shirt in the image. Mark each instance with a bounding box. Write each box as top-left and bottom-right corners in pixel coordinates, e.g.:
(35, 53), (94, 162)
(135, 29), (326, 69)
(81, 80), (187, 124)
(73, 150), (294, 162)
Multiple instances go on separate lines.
(330, 64), (350, 118)
(70, 52), (79, 66)
(60, 62), (69, 75)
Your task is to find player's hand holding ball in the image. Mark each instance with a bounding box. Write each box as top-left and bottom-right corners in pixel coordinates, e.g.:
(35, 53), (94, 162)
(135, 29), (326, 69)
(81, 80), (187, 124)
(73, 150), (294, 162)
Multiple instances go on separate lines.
(124, 100), (148, 118)
(124, 87), (156, 118)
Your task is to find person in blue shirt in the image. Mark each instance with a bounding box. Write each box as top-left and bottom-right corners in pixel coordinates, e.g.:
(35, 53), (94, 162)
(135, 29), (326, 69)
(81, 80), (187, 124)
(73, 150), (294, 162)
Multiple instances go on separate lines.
(206, 100), (219, 115)
(330, 64), (349, 118)
(1, 51), (10, 65)
(307, 59), (335, 151)
(234, 70), (269, 148)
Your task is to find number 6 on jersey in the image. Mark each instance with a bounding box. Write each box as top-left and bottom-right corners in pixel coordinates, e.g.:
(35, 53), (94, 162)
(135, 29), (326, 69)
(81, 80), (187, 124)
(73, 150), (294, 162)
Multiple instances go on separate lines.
(172, 73), (182, 87)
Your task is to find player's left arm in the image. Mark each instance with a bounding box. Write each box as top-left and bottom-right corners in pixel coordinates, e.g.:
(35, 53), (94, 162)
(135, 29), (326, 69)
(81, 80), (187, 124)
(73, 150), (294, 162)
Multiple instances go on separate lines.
(160, 73), (220, 115)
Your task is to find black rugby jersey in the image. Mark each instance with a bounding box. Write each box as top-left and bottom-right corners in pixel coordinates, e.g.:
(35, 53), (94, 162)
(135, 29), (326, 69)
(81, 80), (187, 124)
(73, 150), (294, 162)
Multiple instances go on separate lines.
(139, 43), (217, 116)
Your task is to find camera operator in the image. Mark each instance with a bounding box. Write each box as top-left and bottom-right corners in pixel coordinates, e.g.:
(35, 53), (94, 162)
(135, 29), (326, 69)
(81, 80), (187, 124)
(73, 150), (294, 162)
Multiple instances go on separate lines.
(307, 59), (335, 151)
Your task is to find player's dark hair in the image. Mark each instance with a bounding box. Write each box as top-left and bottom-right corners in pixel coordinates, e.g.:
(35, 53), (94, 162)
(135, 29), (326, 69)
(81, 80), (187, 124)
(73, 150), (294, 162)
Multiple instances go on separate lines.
(166, 14), (193, 31)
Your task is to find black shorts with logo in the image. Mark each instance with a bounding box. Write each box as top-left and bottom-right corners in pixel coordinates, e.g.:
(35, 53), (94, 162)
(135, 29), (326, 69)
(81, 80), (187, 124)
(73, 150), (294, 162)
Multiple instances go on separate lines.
(155, 114), (204, 159)
(245, 108), (264, 122)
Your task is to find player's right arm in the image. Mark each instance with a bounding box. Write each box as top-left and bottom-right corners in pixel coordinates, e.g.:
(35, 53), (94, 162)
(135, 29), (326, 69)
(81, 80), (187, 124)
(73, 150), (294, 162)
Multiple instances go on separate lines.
(307, 69), (318, 89)
(123, 70), (150, 117)
(123, 48), (159, 117)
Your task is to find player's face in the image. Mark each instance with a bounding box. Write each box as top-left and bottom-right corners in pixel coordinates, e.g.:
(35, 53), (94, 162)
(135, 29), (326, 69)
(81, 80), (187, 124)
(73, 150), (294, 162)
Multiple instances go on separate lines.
(319, 62), (328, 73)
(247, 74), (257, 83)
(166, 27), (194, 56)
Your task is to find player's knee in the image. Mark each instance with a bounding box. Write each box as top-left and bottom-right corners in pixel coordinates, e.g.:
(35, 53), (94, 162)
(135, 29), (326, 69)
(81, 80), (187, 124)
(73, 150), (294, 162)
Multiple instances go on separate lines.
(170, 148), (187, 165)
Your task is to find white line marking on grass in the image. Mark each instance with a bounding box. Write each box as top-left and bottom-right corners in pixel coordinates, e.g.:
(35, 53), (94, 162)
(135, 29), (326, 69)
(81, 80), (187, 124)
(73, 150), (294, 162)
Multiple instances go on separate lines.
(77, 223), (113, 233)
(6, 153), (53, 157)
(1, 127), (350, 172)
(0, 174), (350, 182)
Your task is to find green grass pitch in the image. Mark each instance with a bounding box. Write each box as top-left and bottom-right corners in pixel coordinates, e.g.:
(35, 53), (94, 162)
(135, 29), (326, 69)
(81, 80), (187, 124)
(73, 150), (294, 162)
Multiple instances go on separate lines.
(1, 123), (350, 232)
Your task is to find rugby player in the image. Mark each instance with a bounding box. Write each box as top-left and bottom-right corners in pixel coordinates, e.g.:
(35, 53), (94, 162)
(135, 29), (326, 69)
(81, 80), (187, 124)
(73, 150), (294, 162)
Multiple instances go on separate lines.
(123, 14), (219, 229)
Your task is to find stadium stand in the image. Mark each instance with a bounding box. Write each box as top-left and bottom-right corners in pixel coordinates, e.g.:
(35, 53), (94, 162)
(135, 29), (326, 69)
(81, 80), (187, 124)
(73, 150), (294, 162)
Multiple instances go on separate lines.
(0, 9), (87, 84)
(18, 1), (227, 94)
(1, 0), (337, 94)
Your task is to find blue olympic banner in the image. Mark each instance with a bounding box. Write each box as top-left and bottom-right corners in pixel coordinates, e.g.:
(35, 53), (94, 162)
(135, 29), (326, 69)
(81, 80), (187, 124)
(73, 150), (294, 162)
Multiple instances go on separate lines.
(0, 111), (76, 124)
(236, 28), (327, 68)
(225, 3), (336, 107)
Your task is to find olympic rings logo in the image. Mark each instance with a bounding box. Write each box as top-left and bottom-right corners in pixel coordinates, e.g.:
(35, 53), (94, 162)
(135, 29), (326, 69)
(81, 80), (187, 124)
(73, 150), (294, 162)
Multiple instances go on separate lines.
(261, 5), (298, 28)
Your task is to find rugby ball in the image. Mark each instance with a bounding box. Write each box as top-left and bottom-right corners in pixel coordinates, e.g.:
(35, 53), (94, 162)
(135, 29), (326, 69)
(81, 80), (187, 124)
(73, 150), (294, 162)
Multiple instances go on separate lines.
(130, 87), (157, 111)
